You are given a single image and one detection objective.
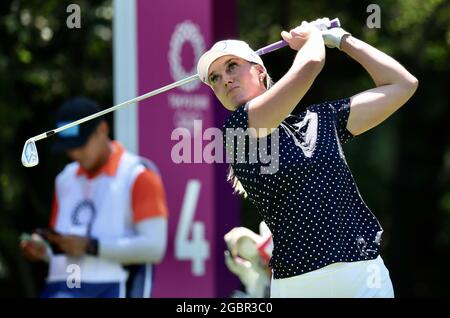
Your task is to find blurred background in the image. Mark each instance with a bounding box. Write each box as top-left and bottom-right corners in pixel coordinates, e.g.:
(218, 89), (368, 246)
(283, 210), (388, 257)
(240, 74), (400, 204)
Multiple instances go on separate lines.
(0, 0), (449, 297)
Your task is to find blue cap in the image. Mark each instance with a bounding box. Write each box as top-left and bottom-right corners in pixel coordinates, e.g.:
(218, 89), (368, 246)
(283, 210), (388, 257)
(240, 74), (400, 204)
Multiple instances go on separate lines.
(52, 97), (102, 152)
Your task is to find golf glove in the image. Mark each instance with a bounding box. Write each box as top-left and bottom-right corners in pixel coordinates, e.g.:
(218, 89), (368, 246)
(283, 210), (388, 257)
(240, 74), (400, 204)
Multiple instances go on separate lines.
(311, 17), (351, 50)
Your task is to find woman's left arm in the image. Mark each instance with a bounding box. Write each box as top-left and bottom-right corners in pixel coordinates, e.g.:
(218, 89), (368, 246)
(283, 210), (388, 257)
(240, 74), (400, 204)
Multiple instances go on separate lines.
(340, 35), (418, 135)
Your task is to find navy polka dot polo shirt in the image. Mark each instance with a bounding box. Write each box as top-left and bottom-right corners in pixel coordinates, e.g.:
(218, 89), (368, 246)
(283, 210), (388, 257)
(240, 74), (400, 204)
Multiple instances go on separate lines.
(223, 98), (384, 279)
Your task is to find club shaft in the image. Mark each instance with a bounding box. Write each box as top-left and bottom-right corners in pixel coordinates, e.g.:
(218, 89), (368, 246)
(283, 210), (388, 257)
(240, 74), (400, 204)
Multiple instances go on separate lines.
(33, 74), (200, 141)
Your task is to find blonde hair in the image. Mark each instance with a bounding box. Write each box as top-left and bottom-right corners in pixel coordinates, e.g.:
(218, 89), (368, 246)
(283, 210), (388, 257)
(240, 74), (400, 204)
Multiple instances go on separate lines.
(227, 165), (248, 198)
(251, 62), (273, 90)
(265, 73), (274, 89)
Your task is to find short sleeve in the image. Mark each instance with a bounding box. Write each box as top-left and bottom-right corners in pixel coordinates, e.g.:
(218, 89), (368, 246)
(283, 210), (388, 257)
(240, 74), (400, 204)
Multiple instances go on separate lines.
(131, 169), (169, 223)
(329, 98), (354, 144)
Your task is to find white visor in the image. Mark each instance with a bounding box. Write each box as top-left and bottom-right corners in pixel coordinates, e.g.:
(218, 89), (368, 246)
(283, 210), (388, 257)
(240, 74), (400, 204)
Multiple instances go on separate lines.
(197, 40), (266, 85)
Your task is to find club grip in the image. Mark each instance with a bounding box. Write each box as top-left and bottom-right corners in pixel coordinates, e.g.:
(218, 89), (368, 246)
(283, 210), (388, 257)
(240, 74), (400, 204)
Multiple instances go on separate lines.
(255, 18), (341, 55)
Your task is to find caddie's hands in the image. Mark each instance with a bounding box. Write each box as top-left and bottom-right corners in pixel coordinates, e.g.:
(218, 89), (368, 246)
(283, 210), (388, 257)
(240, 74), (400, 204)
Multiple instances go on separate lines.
(47, 233), (89, 257)
(20, 233), (49, 262)
(281, 21), (322, 51)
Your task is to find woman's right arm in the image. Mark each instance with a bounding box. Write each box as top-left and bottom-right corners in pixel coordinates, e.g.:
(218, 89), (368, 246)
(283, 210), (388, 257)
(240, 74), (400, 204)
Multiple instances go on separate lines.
(248, 22), (325, 137)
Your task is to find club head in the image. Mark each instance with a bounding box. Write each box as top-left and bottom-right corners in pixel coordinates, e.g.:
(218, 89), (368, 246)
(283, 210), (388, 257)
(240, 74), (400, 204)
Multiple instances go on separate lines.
(21, 138), (39, 167)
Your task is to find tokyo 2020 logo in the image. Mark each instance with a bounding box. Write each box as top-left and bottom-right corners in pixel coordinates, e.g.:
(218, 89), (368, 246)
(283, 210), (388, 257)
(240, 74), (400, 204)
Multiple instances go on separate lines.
(168, 21), (205, 92)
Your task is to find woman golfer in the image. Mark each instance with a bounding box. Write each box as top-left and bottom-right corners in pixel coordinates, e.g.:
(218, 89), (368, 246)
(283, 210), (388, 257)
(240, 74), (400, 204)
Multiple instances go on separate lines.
(196, 18), (418, 298)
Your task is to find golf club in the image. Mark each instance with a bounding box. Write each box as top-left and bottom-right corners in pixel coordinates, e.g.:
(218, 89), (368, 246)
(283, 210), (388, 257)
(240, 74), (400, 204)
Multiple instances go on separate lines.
(21, 18), (340, 168)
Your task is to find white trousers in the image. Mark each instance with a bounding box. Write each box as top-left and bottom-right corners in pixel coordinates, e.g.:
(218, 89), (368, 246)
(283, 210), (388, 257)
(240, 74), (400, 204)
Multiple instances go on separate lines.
(270, 256), (394, 298)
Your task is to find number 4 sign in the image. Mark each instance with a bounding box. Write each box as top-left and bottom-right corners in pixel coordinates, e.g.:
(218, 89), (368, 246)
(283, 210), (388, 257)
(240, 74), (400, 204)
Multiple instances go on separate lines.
(114, 0), (241, 297)
(175, 180), (209, 275)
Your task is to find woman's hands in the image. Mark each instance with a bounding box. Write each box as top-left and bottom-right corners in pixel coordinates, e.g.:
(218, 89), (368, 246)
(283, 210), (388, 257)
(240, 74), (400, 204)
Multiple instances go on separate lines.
(281, 21), (323, 51)
(282, 18), (351, 50)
